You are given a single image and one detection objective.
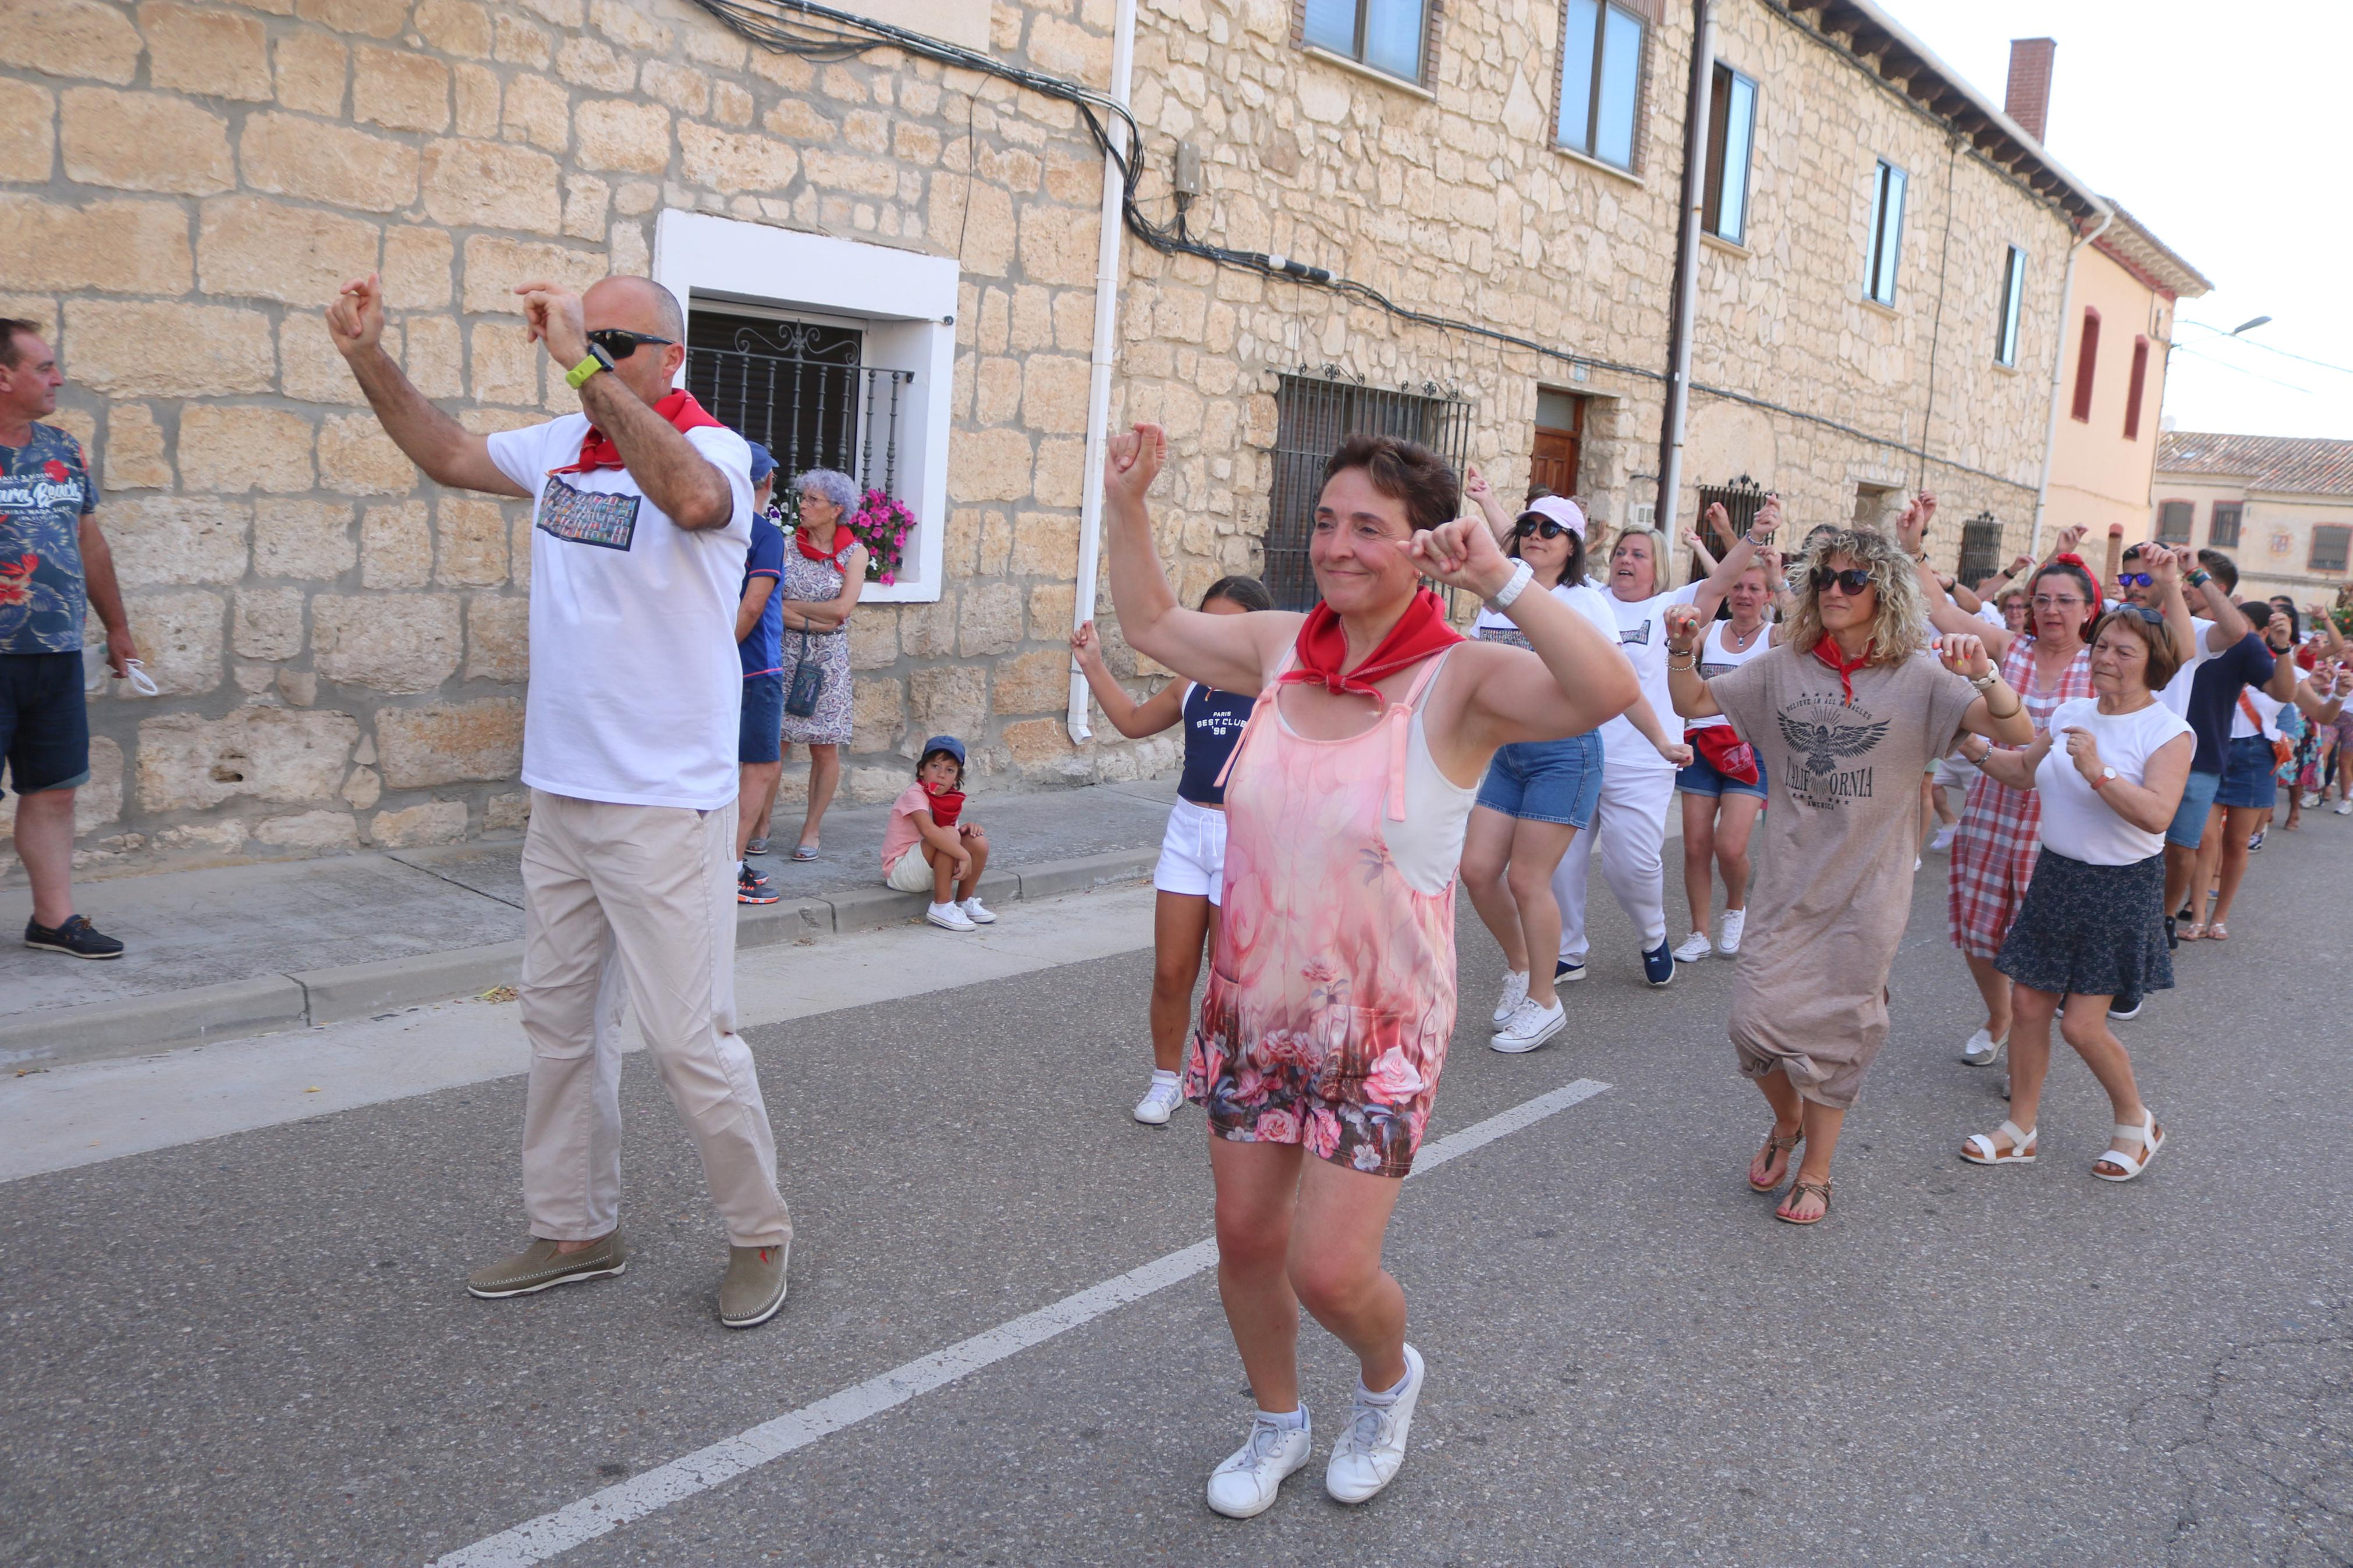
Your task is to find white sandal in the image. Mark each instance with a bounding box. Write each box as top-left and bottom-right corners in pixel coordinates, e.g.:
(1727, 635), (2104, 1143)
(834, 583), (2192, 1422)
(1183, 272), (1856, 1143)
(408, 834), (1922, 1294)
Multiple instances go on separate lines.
(1961, 1119), (2037, 1165)
(2092, 1108), (2164, 1182)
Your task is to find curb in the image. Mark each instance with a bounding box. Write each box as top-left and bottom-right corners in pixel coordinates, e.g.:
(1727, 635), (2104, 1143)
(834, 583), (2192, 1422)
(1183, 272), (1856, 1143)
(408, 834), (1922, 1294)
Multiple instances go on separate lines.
(2, 848), (1157, 1073)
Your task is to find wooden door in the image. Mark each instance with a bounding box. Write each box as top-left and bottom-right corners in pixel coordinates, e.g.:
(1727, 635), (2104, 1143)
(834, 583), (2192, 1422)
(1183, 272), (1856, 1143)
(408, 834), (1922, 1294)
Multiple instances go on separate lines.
(1531, 391), (1584, 499)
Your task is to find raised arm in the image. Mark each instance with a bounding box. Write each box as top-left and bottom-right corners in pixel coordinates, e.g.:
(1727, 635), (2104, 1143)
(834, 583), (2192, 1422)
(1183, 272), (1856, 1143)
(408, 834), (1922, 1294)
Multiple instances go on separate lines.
(1919, 557), (2019, 662)
(1691, 496), (1781, 620)
(1662, 603), (1721, 720)
(1103, 424), (1296, 694)
(2308, 605), (2349, 661)
(1070, 620), (1186, 738)
(1461, 463), (1514, 546)
(1943, 631), (2034, 747)
(2101, 522), (2126, 601)
(328, 275), (527, 498)
(1682, 524), (1720, 581)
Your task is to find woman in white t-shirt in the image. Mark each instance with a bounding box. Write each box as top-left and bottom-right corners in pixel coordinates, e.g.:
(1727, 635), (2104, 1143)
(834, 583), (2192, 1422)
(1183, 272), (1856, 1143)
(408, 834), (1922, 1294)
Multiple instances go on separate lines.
(1960, 606), (2192, 1183)
(1549, 503), (1781, 987)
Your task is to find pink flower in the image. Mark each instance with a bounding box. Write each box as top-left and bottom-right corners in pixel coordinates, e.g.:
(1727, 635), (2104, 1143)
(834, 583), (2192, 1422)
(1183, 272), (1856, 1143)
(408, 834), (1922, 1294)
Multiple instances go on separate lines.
(1307, 1106), (1342, 1160)
(1258, 1029), (1319, 1068)
(1253, 1107), (1300, 1145)
(1361, 1046), (1426, 1107)
(1229, 1065), (1272, 1105)
(879, 573), (895, 585)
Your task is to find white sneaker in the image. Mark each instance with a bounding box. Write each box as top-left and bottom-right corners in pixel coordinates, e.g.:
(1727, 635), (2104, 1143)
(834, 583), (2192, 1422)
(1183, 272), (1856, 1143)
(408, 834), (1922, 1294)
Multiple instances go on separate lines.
(1489, 969), (1529, 1027)
(1929, 822), (1958, 853)
(1205, 1411), (1312, 1519)
(1960, 1026), (2007, 1067)
(2337, 799), (2352, 816)
(1325, 1343), (1424, 1504)
(959, 896), (997, 925)
(2301, 791), (2321, 808)
(1133, 1075), (1184, 1125)
(1671, 930), (1713, 963)
(1719, 908), (1746, 954)
(1489, 997), (1566, 1054)
(925, 901), (977, 931)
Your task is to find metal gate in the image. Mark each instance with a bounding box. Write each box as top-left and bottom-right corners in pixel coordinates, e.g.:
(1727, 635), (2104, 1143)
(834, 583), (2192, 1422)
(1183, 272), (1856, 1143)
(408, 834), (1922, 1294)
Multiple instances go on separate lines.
(1264, 370), (1474, 611)
(683, 312), (912, 499)
(1956, 510), (2004, 585)
(1692, 474), (1768, 600)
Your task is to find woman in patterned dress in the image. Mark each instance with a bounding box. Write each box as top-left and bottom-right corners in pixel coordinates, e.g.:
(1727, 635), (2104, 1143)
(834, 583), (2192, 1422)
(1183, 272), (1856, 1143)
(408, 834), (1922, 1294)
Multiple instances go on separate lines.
(766, 468), (865, 861)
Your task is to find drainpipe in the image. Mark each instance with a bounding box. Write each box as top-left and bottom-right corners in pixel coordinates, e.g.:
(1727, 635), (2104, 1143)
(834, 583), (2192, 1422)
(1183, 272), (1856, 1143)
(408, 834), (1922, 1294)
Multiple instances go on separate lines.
(1067, 0), (1137, 745)
(1654, 0), (1714, 546)
(2028, 200), (2113, 556)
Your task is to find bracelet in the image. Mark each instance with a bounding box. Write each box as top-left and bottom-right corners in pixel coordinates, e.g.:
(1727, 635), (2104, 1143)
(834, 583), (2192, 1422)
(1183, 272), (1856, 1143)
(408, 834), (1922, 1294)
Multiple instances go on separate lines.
(1968, 671), (2001, 691)
(1484, 558), (1535, 613)
(2187, 570), (2211, 587)
(1986, 699), (2024, 721)
(1666, 651), (1697, 671)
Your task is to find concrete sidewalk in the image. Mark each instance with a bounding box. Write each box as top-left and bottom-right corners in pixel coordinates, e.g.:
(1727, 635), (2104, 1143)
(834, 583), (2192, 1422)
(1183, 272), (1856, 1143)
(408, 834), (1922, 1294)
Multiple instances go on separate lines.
(2, 776), (1183, 1069)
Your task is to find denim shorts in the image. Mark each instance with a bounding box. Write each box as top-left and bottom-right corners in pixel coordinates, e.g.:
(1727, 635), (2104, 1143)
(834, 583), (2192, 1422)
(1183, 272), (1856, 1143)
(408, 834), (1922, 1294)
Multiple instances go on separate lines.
(738, 673), (785, 765)
(1675, 742), (1768, 801)
(2214, 734), (2279, 810)
(1, 652), (91, 799)
(1476, 730), (1603, 828)
(2164, 767), (2222, 848)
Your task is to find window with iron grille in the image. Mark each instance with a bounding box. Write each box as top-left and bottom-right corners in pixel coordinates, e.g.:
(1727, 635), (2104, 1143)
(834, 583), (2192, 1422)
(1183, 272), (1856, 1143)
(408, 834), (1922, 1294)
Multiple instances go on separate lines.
(1692, 475), (1764, 606)
(2312, 525), (2351, 574)
(2155, 499), (2194, 545)
(683, 308), (912, 504)
(1264, 372), (1472, 611)
(1957, 511), (2004, 585)
(2208, 501), (2242, 550)
(1301, 0), (1433, 84)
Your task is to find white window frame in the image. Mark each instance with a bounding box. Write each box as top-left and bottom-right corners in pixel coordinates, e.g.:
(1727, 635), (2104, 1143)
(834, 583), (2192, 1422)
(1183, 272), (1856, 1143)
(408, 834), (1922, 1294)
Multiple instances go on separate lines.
(653, 210), (957, 603)
(1864, 158), (1906, 307)
(1994, 244), (2027, 365)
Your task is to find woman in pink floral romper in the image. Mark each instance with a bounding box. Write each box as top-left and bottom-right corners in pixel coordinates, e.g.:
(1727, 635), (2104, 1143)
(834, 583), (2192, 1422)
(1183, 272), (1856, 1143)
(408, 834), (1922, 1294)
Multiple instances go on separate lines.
(1102, 424), (1637, 1520)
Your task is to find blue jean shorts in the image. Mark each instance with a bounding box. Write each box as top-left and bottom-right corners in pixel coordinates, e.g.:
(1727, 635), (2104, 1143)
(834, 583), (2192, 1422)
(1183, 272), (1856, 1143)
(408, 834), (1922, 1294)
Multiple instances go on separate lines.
(739, 673), (785, 765)
(1476, 730), (1604, 828)
(1675, 741), (1768, 801)
(2164, 767), (2222, 848)
(2214, 734), (2279, 810)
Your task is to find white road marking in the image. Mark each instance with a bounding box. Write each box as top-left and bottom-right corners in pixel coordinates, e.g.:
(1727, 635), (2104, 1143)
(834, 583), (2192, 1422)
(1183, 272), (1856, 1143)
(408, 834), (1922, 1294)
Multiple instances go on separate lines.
(0, 884), (1160, 1184)
(430, 1077), (1613, 1567)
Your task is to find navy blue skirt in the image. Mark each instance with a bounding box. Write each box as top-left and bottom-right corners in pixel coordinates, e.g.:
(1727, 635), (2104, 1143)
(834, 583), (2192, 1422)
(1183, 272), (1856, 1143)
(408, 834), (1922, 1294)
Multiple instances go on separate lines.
(1995, 848), (2172, 1000)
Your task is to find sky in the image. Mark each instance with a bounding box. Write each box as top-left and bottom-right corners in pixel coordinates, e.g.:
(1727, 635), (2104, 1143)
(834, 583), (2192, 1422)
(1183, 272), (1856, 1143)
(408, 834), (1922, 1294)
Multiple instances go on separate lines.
(1887, 0), (2353, 441)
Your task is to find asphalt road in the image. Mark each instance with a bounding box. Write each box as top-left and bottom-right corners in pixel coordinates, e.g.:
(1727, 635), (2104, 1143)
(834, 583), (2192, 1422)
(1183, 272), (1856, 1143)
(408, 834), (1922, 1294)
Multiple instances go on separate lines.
(4, 819), (2348, 1566)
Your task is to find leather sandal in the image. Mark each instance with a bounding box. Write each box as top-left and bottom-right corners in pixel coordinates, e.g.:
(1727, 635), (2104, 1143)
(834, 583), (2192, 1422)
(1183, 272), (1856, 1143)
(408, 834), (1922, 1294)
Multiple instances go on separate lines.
(2092, 1108), (2164, 1182)
(1961, 1119), (2037, 1165)
(1749, 1128), (1802, 1192)
(1775, 1178), (1833, 1225)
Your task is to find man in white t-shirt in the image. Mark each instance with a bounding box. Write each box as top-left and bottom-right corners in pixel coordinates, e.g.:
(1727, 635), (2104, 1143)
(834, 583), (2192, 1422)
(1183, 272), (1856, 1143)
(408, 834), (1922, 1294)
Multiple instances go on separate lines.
(327, 270), (794, 1329)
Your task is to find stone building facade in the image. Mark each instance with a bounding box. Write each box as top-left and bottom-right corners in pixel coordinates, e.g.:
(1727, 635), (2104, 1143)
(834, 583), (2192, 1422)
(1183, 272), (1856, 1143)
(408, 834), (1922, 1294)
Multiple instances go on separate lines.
(3, 0), (2103, 879)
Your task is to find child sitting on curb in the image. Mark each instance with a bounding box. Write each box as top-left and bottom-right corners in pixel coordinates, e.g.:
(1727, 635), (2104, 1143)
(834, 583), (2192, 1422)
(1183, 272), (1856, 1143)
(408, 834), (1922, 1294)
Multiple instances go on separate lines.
(881, 735), (997, 931)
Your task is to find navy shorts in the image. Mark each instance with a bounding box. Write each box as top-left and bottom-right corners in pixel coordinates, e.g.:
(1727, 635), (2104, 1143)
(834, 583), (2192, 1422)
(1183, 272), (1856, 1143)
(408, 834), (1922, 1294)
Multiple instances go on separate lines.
(2214, 734), (2279, 810)
(1, 652), (91, 799)
(739, 673), (785, 765)
(1476, 730), (1604, 828)
(1675, 742), (1768, 801)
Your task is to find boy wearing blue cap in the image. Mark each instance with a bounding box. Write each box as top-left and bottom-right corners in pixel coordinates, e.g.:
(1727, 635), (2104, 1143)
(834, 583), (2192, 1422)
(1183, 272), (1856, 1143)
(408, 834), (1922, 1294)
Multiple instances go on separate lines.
(881, 735), (996, 930)
(733, 443), (786, 903)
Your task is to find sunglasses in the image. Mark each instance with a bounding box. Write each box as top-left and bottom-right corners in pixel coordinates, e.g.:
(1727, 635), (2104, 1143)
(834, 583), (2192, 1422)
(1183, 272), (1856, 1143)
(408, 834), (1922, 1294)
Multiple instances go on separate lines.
(1515, 517), (1573, 541)
(2111, 604), (2167, 628)
(586, 328), (675, 358)
(2117, 571), (2155, 588)
(1811, 566), (1873, 595)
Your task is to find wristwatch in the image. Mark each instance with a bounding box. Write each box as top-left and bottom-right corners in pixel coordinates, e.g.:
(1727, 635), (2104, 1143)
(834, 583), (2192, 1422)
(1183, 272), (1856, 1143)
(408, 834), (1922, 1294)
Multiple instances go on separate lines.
(2090, 765), (2118, 790)
(564, 341), (617, 390)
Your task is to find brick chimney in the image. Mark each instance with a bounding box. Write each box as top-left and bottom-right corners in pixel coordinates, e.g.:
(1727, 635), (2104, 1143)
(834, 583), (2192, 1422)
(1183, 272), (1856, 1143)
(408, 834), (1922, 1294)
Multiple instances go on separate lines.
(2005, 37), (2056, 142)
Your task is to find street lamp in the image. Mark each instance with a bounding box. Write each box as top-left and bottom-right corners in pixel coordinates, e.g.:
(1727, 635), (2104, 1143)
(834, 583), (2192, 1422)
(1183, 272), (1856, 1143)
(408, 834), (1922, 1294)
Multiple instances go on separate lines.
(2228, 315), (2273, 335)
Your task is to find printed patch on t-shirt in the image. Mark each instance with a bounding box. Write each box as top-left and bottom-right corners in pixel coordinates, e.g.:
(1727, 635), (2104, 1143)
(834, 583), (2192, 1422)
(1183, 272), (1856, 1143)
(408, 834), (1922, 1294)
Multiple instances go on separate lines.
(537, 474), (640, 550)
(1620, 620), (1651, 645)
(1776, 696), (1892, 809)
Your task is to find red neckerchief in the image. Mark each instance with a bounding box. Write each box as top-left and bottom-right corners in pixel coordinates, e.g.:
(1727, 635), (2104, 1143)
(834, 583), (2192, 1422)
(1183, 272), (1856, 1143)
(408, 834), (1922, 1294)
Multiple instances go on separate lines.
(924, 784), (966, 828)
(796, 523), (856, 563)
(552, 389), (725, 474)
(1280, 588), (1464, 704)
(1811, 635), (1875, 705)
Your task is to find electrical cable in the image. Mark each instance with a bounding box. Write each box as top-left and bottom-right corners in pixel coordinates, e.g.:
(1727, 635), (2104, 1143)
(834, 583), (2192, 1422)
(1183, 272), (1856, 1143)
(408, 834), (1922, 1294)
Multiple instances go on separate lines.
(2175, 321), (2353, 378)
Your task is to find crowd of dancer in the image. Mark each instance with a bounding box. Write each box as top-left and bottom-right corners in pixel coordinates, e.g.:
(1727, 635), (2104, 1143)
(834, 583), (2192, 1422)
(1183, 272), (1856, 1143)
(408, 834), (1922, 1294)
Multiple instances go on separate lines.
(1095, 420), (2345, 1519)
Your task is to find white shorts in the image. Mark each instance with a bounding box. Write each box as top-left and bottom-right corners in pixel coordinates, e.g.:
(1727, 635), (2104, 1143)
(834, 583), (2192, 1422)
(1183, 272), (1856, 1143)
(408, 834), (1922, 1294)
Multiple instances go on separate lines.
(1152, 797), (1228, 905)
(884, 845), (934, 894)
(1931, 753), (1974, 790)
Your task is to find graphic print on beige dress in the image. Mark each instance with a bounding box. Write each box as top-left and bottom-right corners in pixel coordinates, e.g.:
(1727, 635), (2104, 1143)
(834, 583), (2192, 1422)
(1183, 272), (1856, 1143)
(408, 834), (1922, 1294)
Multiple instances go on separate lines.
(1183, 650), (1475, 1178)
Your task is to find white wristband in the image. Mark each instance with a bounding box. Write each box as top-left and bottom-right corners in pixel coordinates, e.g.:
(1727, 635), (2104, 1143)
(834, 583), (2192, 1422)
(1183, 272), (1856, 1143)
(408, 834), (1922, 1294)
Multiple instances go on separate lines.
(1484, 558), (1535, 614)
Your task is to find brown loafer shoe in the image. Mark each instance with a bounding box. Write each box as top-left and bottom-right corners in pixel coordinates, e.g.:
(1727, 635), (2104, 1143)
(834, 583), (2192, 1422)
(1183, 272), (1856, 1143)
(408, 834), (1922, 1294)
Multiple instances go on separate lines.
(719, 1240), (790, 1328)
(466, 1232), (627, 1298)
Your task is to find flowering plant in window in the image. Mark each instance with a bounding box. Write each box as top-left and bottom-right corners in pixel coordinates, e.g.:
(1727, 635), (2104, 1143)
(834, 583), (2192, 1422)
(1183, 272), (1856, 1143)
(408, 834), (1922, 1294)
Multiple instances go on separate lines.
(845, 488), (915, 585)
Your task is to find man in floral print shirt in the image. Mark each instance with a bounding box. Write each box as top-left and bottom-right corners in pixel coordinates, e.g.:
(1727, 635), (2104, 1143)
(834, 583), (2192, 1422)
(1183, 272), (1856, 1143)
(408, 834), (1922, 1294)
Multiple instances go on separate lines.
(1, 319), (137, 959)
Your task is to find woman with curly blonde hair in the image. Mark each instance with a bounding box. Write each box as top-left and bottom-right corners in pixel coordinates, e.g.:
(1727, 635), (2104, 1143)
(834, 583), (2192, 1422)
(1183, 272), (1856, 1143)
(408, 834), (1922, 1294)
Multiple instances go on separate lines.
(1666, 527), (2033, 1224)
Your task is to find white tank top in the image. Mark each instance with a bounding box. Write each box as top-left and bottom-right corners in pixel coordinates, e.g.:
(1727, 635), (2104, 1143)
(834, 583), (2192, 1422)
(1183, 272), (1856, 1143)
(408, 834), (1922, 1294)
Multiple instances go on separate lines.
(1687, 617), (1771, 730)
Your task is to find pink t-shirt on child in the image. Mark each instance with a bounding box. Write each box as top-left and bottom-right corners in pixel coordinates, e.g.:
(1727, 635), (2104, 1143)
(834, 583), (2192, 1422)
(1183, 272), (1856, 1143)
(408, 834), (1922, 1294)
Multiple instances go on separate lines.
(881, 784), (932, 871)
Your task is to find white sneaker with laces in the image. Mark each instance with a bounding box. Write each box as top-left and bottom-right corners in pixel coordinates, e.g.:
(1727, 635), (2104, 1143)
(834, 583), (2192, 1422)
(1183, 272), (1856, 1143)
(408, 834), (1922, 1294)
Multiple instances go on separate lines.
(1671, 930), (1713, 963)
(1489, 997), (1566, 1054)
(1960, 1026), (2007, 1067)
(2338, 799), (2352, 816)
(926, 901), (977, 931)
(1205, 1411), (1312, 1519)
(1133, 1075), (1184, 1125)
(1325, 1343), (1425, 1504)
(1489, 969), (1528, 1027)
(960, 896), (998, 925)
(1719, 908), (1747, 954)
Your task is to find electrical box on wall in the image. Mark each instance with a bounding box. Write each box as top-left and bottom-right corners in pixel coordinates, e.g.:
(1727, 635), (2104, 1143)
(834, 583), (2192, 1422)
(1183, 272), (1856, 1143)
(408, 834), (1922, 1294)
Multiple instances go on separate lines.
(1173, 142), (1203, 198)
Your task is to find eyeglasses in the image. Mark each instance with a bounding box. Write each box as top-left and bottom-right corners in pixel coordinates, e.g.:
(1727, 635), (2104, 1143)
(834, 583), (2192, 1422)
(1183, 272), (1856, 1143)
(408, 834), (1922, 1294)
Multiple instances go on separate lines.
(1811, 566), (1873, 595)
(586, 328), (675, 359)
(2117, 572), (2155, 588)
(1515, 517), (1571, 541)
(2031, 595), (2087, 610)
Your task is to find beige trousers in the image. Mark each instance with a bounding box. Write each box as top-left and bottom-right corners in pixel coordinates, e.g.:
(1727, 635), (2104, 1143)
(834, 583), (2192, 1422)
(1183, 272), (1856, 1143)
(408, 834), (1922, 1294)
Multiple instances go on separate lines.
(517, 790), (793, 1249)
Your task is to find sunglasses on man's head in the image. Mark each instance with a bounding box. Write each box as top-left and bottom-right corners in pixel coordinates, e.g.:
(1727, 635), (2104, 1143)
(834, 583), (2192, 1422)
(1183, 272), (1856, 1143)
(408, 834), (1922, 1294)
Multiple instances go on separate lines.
(585, 328), (675, 358)
(2117, 571), (2155, 588)
(1514, 516), (1572, 541)
(2112, 604), (2168, 628)
(1811, 566), (1873, 595)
